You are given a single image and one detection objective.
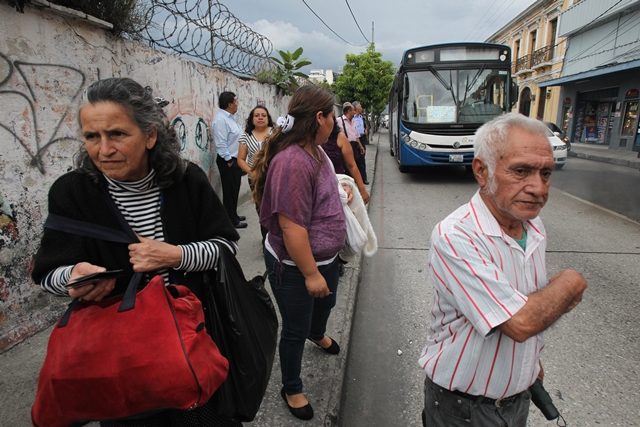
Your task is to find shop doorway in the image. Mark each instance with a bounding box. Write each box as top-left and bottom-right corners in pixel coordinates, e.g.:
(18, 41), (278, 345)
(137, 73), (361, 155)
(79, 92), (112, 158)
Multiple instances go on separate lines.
(572, 88), (618, 145)
(519, 87), (532, 117)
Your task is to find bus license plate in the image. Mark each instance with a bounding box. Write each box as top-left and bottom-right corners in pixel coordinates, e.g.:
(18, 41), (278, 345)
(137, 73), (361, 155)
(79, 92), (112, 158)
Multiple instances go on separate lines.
(449, 154), (464, 162)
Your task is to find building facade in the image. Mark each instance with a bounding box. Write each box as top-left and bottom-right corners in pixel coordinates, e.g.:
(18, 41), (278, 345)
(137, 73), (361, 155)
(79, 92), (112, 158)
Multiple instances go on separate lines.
(540, 0), (640, 151)
(487, 0), (571, 125)
(308, 69), (335, 84)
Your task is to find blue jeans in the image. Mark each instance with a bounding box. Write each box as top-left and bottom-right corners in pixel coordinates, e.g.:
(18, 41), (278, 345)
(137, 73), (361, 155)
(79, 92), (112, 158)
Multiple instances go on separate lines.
(264, 249), (340, 394)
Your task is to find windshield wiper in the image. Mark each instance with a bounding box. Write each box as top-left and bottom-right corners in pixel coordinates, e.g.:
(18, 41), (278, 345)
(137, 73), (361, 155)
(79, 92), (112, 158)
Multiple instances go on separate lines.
(429, 67), (458, 106)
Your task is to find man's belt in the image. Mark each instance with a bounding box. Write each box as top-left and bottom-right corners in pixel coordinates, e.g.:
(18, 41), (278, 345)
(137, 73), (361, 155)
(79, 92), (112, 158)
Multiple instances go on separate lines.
(430, 378), (528, 408)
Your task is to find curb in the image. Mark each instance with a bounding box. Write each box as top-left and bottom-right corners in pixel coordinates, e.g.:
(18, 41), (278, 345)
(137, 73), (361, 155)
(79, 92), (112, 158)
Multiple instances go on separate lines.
(323, 135), (379, 426)
(568, 150), (640, 170)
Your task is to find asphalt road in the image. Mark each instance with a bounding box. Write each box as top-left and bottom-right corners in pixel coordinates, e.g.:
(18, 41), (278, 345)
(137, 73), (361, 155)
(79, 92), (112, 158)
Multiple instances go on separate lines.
(552, 156), (640, 223)
(340, 139), (640, 426)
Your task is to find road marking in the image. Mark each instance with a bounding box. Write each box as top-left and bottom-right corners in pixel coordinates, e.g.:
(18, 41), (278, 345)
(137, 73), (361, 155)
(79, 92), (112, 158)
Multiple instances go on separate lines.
(555, 188), (640, 226)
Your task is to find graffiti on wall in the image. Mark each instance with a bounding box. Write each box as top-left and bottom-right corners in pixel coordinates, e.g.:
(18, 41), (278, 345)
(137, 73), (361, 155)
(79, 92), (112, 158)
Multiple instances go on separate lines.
(0, 52), (86, 173)
(0, 193), (18, 248)
(170, 113), (214, 172)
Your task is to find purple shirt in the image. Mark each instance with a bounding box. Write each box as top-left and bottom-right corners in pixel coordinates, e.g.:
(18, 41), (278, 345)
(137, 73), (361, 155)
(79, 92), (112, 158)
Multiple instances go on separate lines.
(260, 144), (346, 262)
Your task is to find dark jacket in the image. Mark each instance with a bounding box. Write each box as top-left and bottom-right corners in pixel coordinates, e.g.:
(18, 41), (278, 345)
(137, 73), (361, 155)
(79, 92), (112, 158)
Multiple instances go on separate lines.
(32, 162), (239, 300)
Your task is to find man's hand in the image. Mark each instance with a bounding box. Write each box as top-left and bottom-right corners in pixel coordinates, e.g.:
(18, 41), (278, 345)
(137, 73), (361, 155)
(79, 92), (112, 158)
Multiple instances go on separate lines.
(128, 236), (182, 272)
(68, 262), (116, 302)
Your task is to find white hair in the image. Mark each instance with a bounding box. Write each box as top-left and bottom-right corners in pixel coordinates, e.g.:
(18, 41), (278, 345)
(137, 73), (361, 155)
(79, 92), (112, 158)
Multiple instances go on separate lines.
(474, 112), (550, 193)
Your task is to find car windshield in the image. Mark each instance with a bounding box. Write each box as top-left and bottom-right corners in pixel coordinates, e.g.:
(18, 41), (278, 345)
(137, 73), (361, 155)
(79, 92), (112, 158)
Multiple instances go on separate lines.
(402, 68), (508, 124)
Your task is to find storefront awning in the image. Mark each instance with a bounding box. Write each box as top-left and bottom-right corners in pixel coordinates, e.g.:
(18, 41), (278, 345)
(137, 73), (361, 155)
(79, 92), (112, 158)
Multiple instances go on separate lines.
(538, 59), (640, 88)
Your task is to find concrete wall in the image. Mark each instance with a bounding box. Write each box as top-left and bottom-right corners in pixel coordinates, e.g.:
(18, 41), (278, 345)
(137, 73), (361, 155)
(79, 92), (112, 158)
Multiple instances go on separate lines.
(0, 3), (288, 351)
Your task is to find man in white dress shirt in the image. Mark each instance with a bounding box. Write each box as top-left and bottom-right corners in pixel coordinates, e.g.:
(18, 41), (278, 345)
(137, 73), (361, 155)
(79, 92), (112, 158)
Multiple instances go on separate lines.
(420, 112), (587, 426)
(213, 91), (246, 228)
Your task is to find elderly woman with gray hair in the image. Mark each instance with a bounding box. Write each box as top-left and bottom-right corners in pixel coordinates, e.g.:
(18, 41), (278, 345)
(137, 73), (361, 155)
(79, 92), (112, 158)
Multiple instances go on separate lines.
(32, 77), (241, 426)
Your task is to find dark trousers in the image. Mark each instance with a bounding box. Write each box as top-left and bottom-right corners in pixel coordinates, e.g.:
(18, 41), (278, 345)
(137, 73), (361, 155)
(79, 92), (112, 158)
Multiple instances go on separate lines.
(422, 376), (530, 427)
(264, 249), (340, 394)
(349, 140), (368, 182)
(248, 178), (268, 243)
(216, 155), (242, 224)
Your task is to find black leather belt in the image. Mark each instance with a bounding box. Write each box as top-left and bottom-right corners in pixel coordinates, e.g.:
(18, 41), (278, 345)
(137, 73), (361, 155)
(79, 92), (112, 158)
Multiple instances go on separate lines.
(429, 377), (528, 408)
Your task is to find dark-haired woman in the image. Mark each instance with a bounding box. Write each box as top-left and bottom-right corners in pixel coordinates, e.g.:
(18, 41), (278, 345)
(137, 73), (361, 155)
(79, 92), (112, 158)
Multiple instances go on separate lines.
(323, 119), (370, 204)
(237, 105), (273, 240)
(32, 77), (240, 426)
(252, 85), (346, 421)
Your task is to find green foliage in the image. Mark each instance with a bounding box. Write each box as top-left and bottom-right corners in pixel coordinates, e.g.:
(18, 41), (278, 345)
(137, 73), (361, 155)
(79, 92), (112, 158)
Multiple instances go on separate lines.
(314, 80), (335, 94)
(270, 47), (311, 95)
(335, 44), (395, 118)
(46, 0), (146, 35)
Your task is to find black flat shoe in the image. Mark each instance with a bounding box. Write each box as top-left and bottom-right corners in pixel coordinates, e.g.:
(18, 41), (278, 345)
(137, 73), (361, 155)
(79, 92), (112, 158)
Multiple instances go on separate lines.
(237, 215), (246, 221)
(309, 337), (340, 355)
(280, 388), (314, 420)
(234, 221), (248, 229)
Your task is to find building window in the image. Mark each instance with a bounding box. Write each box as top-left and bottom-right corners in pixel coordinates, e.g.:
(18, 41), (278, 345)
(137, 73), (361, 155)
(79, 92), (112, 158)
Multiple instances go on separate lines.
(529, 30), (537, 55)
(548, 18), (558, 57)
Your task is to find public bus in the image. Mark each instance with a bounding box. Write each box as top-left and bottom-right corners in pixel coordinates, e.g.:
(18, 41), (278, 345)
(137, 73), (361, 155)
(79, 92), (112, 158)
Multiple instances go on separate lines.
(388, 42), (518, 171)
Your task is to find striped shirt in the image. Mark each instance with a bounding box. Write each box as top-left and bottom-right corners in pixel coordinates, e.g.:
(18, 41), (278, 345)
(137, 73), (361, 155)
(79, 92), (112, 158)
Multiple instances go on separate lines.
(40, 170), (237, 295)
(418, 191), (546, 399)
(337, 115), (359, 142)
(238, 130), (270, 168)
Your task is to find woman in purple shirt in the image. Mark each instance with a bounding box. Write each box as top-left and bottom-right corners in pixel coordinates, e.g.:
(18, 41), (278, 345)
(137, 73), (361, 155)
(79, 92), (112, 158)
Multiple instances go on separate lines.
(253, 85), (346, 421)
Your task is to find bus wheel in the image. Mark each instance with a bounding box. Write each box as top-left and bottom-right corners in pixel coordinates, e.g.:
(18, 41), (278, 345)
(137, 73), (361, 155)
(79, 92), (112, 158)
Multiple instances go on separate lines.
(399, 165), (409, 173)
(465, 165), (473, 173)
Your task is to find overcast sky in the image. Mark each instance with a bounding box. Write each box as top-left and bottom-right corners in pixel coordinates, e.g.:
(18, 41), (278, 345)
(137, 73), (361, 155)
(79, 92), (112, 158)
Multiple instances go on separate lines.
(226, 0), (537, 72)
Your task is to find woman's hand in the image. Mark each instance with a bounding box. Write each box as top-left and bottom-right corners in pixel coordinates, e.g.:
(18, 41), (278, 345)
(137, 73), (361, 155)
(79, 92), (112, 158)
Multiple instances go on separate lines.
(304, 271), (331, 298)
(128, 236), (182, 272)
(360, 189), (370, 204)
(68, 262), (116, 302)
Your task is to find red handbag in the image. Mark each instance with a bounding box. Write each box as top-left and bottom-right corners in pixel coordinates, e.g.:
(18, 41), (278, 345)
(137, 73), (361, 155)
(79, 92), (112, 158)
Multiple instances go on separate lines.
(31, 275), (229, 427)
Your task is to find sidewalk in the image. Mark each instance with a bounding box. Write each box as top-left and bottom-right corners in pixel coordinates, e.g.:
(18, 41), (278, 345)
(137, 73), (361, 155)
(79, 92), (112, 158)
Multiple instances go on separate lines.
(0, 134), (379, 427)
(568, 142), (640, 170)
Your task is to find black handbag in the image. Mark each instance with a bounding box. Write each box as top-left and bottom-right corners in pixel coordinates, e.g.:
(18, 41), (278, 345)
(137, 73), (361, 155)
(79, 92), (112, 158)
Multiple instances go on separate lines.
(204, 245), (278, 422)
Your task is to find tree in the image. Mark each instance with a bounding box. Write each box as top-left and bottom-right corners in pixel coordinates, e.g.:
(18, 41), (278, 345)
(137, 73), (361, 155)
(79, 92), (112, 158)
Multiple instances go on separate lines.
(270, 47), (312, 95)
(335, 44), (395, 128)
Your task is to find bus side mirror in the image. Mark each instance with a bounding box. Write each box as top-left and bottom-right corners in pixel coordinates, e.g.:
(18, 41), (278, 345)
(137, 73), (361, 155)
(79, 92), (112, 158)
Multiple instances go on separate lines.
(510, 81), (519, 107)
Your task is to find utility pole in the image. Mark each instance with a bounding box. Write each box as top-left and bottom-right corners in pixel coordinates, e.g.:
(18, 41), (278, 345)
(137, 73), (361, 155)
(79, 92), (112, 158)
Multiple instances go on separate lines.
(371, 21), (374, 46)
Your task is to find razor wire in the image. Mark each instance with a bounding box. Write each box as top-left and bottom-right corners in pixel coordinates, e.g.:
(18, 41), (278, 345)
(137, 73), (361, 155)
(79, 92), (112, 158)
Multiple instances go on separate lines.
(134, 0), (274, 76)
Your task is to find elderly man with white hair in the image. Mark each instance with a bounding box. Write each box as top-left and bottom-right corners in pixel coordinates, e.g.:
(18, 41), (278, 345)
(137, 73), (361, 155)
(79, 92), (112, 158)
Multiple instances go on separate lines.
(419, 112), (587, 427)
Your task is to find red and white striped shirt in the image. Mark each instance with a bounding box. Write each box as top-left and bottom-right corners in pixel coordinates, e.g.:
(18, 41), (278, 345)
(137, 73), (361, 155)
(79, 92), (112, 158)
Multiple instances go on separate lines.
(418, 191), (546, 399)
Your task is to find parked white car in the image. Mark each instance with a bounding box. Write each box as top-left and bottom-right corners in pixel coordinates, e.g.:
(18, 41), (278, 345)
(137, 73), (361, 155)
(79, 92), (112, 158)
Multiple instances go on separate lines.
(546, 127), (568, 169)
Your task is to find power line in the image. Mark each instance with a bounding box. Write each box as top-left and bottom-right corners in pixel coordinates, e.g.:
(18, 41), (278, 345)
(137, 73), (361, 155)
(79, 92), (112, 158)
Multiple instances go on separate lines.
(474, 0), (519, 41)
(464, 0), (501, 41)
(344, 0), (370, 43)
(565, 0), (632, 62)
(301, 0), (362, 46)
(566, 12), (640, 63)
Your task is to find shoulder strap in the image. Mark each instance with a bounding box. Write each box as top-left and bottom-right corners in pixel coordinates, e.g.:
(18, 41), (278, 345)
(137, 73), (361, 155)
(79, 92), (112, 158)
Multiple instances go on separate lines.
(45, 214), (132, 244)
(340, 117), (349, 139)
(45, 188), (143, 313)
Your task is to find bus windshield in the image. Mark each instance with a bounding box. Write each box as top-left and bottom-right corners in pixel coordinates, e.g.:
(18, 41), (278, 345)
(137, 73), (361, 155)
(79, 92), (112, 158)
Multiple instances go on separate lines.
(402, 68), (508, 124)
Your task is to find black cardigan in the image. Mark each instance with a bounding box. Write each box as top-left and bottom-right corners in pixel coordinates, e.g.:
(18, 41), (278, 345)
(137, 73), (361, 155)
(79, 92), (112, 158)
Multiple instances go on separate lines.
(32, 162), (239, 300)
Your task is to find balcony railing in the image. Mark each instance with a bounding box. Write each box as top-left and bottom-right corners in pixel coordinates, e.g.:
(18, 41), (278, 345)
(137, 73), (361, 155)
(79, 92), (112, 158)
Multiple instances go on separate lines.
(532, 44), (554, 67)
(515, 54), (532, 73)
